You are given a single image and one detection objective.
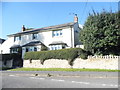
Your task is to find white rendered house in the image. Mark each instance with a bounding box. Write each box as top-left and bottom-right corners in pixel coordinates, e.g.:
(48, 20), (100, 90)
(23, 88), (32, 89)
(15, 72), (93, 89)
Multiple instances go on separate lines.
(0, 15), (83, 58)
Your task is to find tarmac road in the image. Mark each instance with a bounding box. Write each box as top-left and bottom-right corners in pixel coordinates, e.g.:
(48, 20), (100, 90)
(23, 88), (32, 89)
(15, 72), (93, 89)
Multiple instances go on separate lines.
(1, 71), (119, 88)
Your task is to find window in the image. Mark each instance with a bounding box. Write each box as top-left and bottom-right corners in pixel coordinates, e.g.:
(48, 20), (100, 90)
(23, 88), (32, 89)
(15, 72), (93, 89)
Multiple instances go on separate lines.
(14, 36), (21, 42)
(51, 45), (62, 50)
(52, 30), (62, 37)
(26, 47), (29, 52)
(34, 47), (37, 51)
(11, 48), (18, 53)
(55, 47), (57, 50)
(32, 33), (38, 40)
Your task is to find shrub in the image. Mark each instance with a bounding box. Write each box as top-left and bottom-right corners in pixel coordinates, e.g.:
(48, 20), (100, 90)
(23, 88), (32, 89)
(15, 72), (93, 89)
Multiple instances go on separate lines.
(41, 45), (48, 51)
(79, 53), (87, 59)
(24, 48), (88, 65)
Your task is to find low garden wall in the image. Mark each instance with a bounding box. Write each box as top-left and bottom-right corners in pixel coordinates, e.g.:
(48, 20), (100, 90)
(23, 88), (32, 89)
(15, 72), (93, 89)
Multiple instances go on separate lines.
(23, 48), (119, 70)
(24, 59), (71, 68)
(23, 55), (119, 70)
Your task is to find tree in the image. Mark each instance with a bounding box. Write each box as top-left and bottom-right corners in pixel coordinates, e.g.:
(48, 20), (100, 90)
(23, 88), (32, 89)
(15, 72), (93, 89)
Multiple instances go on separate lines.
(80, 11), (120, 55)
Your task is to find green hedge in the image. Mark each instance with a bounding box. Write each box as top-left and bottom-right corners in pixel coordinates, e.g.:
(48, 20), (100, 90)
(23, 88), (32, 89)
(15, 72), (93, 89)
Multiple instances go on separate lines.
(24, 48), (88, 65)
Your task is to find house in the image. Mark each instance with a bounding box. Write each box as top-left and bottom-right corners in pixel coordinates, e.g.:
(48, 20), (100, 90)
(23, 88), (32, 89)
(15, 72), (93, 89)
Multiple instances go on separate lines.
(0, 38), (5, 47)
(0, 15), (83, 58)
(0, 38), (5, 53)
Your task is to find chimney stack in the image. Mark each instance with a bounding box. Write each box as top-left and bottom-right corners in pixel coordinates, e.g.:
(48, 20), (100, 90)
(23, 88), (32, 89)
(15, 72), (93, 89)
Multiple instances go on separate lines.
(22, 25), (26, 32)
(74, 14), (78, 23)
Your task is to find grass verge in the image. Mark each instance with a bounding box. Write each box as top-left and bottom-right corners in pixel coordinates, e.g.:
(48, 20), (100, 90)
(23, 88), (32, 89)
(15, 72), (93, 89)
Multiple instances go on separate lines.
(8, 68), (120, 72)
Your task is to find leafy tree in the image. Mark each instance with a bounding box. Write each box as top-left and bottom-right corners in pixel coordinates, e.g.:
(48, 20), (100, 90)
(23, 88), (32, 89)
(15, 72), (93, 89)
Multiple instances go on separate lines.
(80, 11), (120, 55)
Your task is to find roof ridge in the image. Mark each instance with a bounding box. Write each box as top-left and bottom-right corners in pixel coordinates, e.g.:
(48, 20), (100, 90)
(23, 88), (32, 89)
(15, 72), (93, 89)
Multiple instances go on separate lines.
(8, 22), (76, 37)
(28, 22), (75, 31)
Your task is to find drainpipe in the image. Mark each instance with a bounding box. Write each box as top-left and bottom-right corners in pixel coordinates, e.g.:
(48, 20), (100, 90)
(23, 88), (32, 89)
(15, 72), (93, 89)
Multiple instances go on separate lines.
(70, 26), (74, 48)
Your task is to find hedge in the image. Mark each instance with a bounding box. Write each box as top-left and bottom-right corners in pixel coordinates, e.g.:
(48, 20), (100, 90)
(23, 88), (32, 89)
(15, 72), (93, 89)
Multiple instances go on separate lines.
(24, 48), (88, 65)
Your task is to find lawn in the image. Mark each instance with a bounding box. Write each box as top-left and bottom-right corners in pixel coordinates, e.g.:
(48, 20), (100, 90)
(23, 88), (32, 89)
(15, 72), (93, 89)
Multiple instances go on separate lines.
(8, 68), (120, 72)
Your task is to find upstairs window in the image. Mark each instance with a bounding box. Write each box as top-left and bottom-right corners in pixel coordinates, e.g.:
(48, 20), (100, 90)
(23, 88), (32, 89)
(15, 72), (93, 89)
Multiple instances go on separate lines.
(14, 36), (21, 42)
(32, 33), (38, 40)
(52, 30), (62, 37)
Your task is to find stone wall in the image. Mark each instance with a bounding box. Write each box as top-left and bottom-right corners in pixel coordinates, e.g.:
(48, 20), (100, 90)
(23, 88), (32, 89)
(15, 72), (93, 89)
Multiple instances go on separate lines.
(23, 59), (71, 68)
(73, 58), (118, 70)
(23, 56), (120, 70)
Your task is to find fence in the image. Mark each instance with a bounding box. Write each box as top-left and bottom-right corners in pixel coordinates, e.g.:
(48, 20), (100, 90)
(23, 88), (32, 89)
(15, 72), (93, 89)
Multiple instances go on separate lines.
(88, 55), (120, 59)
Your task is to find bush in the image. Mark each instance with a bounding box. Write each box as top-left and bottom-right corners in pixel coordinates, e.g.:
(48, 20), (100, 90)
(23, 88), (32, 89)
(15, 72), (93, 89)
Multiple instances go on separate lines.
(24, 48), (88, 65)
(41, 45), (48, 51)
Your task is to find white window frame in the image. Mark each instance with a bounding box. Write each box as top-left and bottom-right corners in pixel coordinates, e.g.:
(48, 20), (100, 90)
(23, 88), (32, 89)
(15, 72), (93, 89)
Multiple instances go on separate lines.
(14, 36), (21, 42)
(52, 30), (62, 37)
(51, 45), (62, 50)
(32, 33), (38, 40)
(34, 47), (37, 51)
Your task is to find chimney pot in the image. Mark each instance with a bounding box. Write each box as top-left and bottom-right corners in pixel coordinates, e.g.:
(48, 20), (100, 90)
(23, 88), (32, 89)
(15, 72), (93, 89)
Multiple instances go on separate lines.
(74, 14), (78, 22)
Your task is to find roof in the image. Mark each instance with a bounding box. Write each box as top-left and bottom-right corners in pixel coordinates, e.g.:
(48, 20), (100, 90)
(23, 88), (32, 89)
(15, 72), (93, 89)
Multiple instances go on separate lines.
(10, 45), (21, 49)
(0, 38), (5, 44)
(22, 41), (42, 47)
(49, 41), (67, 46)
(8, 22), (76, 37)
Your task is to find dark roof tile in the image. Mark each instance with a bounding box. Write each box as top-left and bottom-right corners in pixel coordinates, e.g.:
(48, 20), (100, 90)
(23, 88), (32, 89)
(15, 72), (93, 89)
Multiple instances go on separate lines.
(8, 22), (76, 37)
(22, 41), (42, 47)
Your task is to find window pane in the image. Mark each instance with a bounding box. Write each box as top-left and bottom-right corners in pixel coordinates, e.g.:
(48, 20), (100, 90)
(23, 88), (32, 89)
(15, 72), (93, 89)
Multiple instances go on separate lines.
(55, 47), (57, 50)
(19, 36), (21, 40)
(14, 36), (21, 41)
(26, 48), (29, 52)
(34, 47), (37, 51)
(33, 33), (38, 39)
(52, 30), (62, 37)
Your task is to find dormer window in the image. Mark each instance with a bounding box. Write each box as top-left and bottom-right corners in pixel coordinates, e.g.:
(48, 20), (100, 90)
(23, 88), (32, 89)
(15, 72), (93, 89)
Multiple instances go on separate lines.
(14, 36), (21, 42)
(32, 33), (38, 40)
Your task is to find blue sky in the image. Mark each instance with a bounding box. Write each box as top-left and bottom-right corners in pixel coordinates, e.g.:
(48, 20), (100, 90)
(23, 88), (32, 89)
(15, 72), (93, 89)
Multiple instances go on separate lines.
(1, 2), (118, 39)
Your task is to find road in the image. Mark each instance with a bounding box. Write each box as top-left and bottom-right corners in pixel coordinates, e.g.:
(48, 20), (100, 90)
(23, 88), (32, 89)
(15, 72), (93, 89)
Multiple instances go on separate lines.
(2, 71), (119, 88)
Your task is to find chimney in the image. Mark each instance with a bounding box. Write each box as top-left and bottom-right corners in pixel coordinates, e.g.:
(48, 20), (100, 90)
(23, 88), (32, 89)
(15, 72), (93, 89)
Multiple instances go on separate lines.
(22, 25), (26, 32)
(74, 14), (78, 22)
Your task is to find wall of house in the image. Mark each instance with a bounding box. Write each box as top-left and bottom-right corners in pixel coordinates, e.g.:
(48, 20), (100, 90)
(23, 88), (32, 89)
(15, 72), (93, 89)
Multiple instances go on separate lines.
(0, 37), (14, 54)
(73, 23), (81, 46)
(13, 27), (73, 48)
(21, 34), (33, 46)
(37, 27), (73, 48)
(20, 27), (74, 49)
(23, 56), (119, 70)
(17, 27), (74, 57)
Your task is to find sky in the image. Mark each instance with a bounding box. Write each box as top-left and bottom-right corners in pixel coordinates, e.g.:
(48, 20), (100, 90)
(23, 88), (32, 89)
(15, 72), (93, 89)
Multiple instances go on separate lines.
(1, 1), (119, 39)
